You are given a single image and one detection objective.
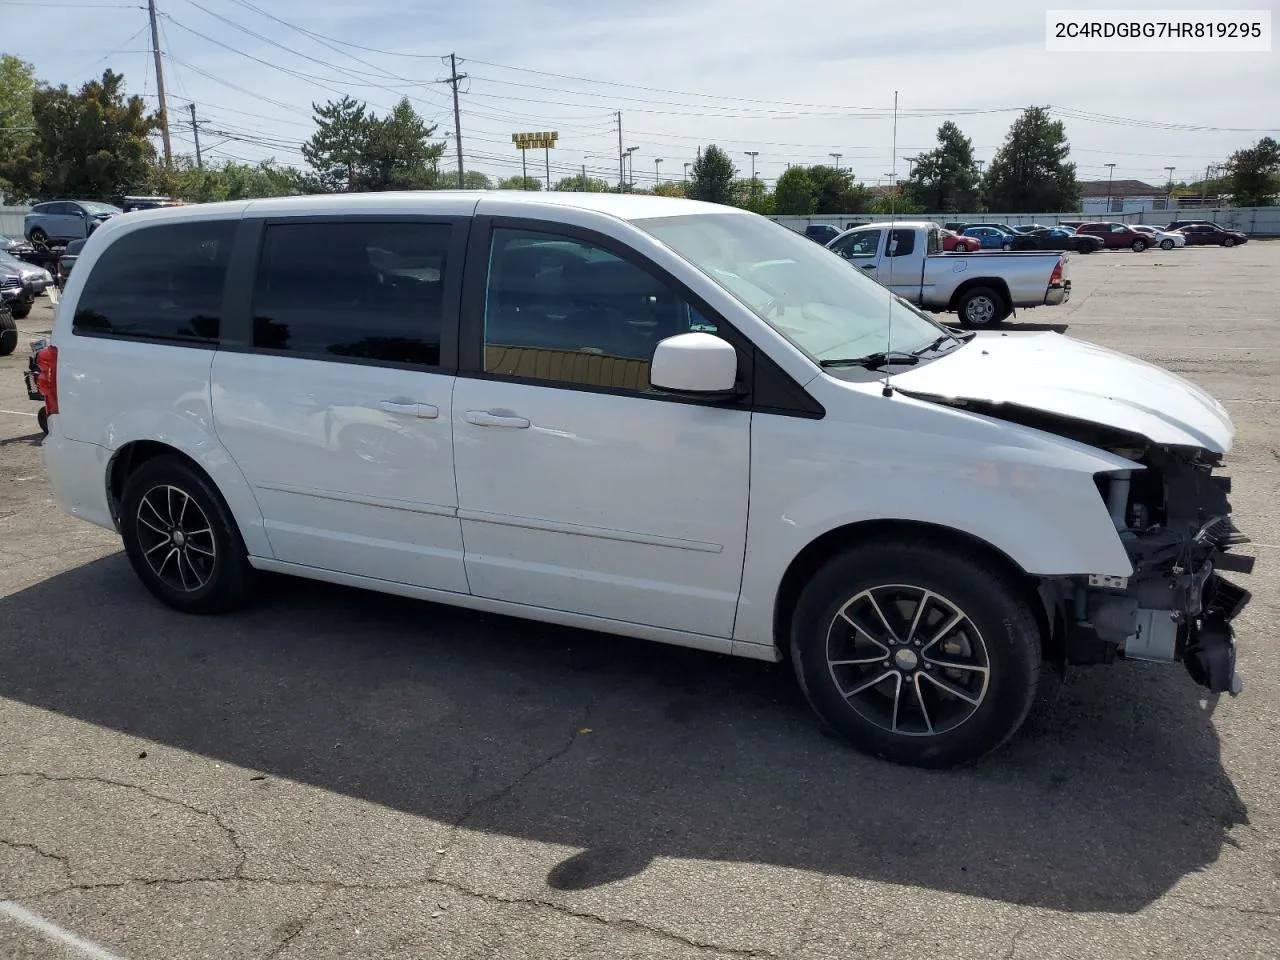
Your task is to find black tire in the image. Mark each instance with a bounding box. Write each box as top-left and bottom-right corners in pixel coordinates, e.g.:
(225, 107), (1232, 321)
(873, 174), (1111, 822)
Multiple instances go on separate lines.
(27, 227), (48, 244)
(1131, 239), (1147, 252)
(789, 541), (1042, 768)
(36, 406), (48, 434)
(10, 299), (31, 320)
(0, 306), (16, 357)
(956, 286), (1006, 328)
(1222, 236), (1236, 247)
(119, 455), (254, 614)
(1160, 239), (1174, 251)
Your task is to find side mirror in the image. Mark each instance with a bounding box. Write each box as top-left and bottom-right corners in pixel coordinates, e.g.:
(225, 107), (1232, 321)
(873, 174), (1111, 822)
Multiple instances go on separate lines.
(650, 332), (739, 397)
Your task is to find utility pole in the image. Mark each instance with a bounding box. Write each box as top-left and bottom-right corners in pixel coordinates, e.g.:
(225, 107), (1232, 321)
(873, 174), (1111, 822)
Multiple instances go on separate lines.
(442, 53), (467, 188)
(147, 0), (172, 166)
(1104, 162), (1116, 212)
(683, 161), (690, 182)
(616, 111), (624, 191)
(829, 152), (842, 171)
(188, 102), (202, 169)
(654, 158), (662, 187)
(1164, 165), (1176, 206)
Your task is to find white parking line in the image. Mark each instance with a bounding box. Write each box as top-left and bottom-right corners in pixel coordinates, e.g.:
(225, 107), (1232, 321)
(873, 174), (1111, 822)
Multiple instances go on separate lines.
(0, 409), (38, 417)
(0, 901), (127, 959)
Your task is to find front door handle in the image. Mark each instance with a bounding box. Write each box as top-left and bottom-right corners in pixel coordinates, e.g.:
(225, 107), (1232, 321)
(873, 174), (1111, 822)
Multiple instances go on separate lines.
(466, 410), (531, 429)
(861, 263), (877, 270)
(379, 400), (439, 419)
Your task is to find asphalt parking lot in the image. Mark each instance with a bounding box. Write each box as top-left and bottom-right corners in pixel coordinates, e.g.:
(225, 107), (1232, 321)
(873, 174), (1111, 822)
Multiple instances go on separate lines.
(1, 244), (1277, 959)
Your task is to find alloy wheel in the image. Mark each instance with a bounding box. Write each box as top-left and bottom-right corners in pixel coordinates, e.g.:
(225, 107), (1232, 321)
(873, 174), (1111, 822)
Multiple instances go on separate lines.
(825, 585), (990, 737)
(135, 484), (218, 592)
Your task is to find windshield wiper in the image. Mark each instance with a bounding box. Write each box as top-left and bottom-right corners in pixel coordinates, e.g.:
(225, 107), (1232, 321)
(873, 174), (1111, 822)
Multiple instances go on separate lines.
(912, 333), (960, 356)
(820, 351), (921, 370)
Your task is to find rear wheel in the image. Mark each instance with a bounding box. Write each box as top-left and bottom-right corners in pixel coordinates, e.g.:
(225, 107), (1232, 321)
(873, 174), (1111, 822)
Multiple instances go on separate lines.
(789, 541), (1042, 768)
(119, 455), (254, 614)
(955, 242), (971, 252)
(957, 286), (1006, 328)
(9, 299), (31, 319)
(36, 406), (48, 434)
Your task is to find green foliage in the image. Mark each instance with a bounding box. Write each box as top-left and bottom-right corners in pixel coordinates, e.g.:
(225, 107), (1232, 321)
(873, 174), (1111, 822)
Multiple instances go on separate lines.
(158, 157), (304, 202)
(0, 55), (36, 152)
(686, 145), (737, 205)
(300, 95), (445, 192)
(0, 69), (158, 202)
(773, 164), (872, 214)
(731, 178), (773, 213)
(870, 190), (924, 215)
(498, 176), (542, 190)
(1224, 137), (1280, 206)
(556, 173), (612, 192)
(905, 122), (979, 212)
(981, 106), (1079, 213)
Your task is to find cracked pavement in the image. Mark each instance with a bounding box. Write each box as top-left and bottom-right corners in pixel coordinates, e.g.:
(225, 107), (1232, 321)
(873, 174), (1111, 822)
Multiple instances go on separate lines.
(2, 245), (1279, 958)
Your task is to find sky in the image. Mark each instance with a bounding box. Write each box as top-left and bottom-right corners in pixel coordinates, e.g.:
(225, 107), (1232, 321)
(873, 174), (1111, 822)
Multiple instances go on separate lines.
(6, 0), (1278, 190)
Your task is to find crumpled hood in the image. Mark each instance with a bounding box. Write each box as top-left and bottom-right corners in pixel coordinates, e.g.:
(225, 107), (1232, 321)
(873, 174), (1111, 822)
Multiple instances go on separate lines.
(889, 331), (1235, 453)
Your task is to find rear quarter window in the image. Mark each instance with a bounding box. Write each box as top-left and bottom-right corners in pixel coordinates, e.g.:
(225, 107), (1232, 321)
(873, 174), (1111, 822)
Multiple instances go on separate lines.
(72, 220), (235, 344)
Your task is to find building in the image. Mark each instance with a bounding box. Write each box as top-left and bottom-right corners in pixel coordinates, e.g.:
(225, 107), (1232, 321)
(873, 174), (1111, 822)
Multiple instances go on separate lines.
(1079, 179), (1170, 215)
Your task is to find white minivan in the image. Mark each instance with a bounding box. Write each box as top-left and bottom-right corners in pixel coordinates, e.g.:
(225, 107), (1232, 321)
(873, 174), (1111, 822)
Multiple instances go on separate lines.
(35, 191), (1255, 768)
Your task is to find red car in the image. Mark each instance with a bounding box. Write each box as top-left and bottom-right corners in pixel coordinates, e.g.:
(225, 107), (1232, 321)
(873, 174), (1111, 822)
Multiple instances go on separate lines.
(1075, 221), (1153, 252)
(940, 228), (978, 252)
(1178, 223), (1248, 247)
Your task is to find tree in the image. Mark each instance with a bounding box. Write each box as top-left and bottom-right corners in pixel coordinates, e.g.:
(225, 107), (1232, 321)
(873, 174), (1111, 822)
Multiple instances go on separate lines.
(686, 145), (736, 205)
(498, 176), (541, 190)
(157, 157), (305, 202)
(0, 69), (158, 202)
(731, 177), (773, 214)
(905, 122), (979, 212)
(982, 106), (1079, 213)
(360, 97), (445, 191)
(773, 165), (871, 214)
(301, 95), (370, 192)
(0, 55), (35, 152)
(774, 166), (818, 214)
(651, 181), (686, 198)
(556, 173), (612, 192)
(871, 189), (924, 215)
(1224, 137), (1280, 206)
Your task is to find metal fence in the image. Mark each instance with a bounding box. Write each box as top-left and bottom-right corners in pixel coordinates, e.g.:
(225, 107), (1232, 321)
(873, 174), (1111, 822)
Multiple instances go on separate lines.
(773, 207), (1280, 237)
(0, 207), (29, 236)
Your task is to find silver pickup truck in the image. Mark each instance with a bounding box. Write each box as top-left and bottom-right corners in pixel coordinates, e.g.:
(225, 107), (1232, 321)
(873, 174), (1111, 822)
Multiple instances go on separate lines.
(826, 220), (1071, 328)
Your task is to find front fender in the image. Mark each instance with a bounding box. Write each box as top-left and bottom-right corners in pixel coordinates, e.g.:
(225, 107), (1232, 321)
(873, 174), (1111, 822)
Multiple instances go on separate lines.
(733, 390), (1136, 649)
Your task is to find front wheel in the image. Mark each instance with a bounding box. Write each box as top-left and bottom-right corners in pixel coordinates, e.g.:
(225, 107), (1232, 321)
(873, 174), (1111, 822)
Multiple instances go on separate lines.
(119, 455), (254, 614)
(1131, 239), (1148, 252)
(27, 227), (48, 245)
(789, 542), (1042, 768)
(1160, 239), (1174, 250)
(957, 286), (1006, 328)
(1223, 236), (1237, 247)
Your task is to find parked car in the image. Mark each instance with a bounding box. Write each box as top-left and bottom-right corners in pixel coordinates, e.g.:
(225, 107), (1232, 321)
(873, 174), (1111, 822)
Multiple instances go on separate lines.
(120, 195), (185, 213)
(24, 199), (122, 244)
(1018, 226), (1105, 254)
(1008, 223), (1050, 234)
(0, 250), (50, 318)
(940, 228), (977, 252)
(803, 223), (842, 244)
(1129, 224), (1185, 250)
(960, 226), (1015, 250)
(1166, 219), (1216, 232)
(827, 220), (1070, 327)
(1, 235), (35, 257)
(56, 238), (87, 284)
(35, 193), (1253, 769)
(1075, 221), (1153, 251)
(1057, 220), (1086, 230)
(1178, 223), (1248, 246)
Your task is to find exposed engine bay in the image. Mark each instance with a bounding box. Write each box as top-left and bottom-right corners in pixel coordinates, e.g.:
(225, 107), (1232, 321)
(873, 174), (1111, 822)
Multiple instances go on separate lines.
(917, 397), (1256, 694)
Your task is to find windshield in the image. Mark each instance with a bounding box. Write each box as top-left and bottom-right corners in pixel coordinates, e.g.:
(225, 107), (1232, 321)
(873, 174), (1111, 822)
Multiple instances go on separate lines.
(632, 212), (953, 364)
(81, 201), (121, 215)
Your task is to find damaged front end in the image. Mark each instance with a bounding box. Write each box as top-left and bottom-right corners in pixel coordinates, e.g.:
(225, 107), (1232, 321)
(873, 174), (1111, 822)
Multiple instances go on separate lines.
(1062, 443), (1254, 694)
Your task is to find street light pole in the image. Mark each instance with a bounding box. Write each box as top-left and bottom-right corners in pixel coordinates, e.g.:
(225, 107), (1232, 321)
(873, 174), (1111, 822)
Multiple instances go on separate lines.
(1104, 162), (1116, 212)
(654, 158), (663, 187)
(625, 146), (638, 191)
(829, 152), (842, 171)
(683, 161), (690, 182)
(744, 150), (759, 186)
(1164, 165), (1176, 206)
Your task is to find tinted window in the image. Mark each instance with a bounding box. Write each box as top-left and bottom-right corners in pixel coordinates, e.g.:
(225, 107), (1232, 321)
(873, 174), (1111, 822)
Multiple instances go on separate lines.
(482, 227), (716, 391)
(73, 220), (235, 343)
(887, 229), (916, 257)
(831, 230), (882, 258)
(252, 221), (450, 366)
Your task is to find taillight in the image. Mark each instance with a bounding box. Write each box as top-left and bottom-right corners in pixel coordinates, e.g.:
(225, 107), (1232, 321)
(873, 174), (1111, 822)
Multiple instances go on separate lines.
(1049, 258), (1064, 287)
(35, 344), (58, 416)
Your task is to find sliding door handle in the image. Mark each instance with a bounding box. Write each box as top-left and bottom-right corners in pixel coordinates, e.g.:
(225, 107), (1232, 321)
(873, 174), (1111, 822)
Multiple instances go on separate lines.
(465, 410), (531, 429)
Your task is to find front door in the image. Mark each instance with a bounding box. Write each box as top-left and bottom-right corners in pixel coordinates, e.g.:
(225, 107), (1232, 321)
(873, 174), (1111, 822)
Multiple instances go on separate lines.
(211, 216), (470, 593)
(451, 221), (751, 637)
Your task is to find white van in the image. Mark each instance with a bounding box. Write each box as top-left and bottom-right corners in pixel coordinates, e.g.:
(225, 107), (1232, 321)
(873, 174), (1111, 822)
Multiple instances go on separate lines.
(35, 191), (1255, 768)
